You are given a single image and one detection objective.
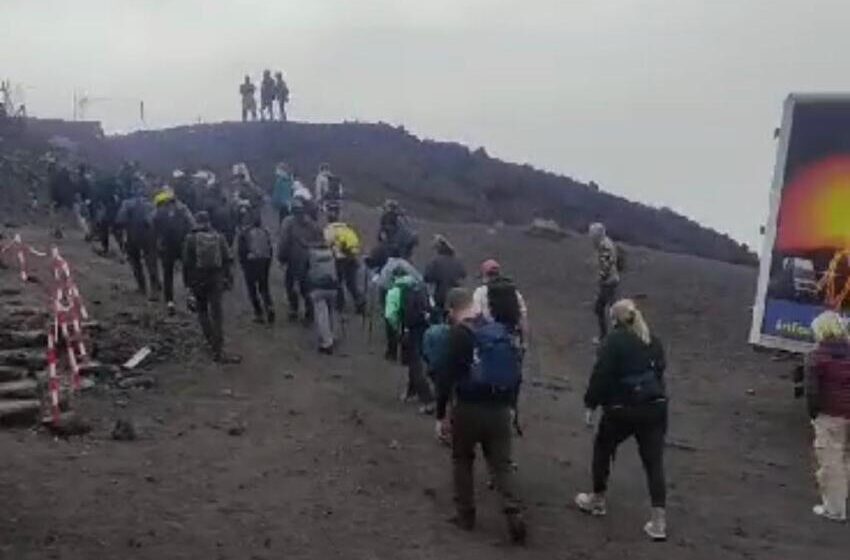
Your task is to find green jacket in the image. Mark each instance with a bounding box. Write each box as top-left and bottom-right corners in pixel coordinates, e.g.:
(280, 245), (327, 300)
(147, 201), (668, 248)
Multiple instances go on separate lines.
(384, 275), (418, 333)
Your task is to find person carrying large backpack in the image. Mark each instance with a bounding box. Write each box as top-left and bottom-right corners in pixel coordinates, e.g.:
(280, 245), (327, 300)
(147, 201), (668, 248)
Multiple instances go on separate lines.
(277, 197), (324, 323)
(385, 266), (434, 410)
(576, 299), (667, 541)
(435, 287), (526, 544)
(153, 187), (195, 315)
(236, 209), (275, 324)
(377, 256), (423, 362)
(307, 241), (340, 354)
(116, 186), (161, 300)
(182, 211), (239, 364)
(324, 207), (365, 314)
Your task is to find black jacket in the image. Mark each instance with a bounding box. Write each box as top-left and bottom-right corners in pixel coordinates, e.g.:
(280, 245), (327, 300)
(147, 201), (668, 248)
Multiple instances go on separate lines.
(435, 321), (514, 420)
(584, 327), (666, 409)
(424, 254), (467, 309)
(182, 226), (233, 288)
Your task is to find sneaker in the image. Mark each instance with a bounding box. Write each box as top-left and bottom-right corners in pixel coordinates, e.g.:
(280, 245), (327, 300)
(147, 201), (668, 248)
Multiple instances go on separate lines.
(813, 504), (847, 522)
(575, 492), (607, 516)
(318, 346), (334, 356)
(166, 301), (176, 316)
(644, 508), (667, 541)
(418, 403), (435, 415)
(506, 513), (527, 545)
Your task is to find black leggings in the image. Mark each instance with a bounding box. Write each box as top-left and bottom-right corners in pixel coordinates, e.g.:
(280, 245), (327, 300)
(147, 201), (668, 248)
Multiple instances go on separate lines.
(242, 258), (273, 316)
(593, 401), (667, 507)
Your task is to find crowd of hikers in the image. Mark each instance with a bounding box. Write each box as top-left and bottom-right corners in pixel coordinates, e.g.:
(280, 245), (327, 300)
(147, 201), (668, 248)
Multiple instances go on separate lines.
(47, 156), (850, 545)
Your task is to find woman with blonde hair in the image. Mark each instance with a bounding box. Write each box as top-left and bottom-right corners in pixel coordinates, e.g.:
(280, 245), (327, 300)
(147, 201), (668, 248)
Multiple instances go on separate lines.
(576, 299), (669, 541)
(806, 310), (850, 522)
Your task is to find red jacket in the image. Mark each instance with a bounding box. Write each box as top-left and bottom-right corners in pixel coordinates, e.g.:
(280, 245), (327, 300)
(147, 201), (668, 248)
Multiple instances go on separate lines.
(807, 341), (850, 419)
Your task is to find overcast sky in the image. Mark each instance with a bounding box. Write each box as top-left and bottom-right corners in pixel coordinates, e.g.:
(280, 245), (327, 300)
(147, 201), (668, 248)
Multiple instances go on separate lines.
(3, 0), (848, 248)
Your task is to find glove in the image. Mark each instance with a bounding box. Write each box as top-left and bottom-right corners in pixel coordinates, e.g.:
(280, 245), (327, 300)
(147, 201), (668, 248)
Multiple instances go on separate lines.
(584, 409), (596, 428)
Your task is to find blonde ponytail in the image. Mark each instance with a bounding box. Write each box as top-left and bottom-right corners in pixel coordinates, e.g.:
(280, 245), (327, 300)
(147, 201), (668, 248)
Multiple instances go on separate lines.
(610, 299), (651, 344)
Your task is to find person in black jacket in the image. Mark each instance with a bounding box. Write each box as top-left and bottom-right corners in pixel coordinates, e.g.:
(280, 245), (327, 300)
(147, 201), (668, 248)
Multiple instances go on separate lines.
(435, 288), (526, 545)
(575, 299), (668, 541)
(424, 235), (467, 318)
(153, 188), (195, 315)
(236, 210), (275, 324)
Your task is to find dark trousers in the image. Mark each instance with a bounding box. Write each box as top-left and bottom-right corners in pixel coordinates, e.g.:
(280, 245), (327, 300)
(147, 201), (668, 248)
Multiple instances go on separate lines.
(243, 258), (273, 317)
(97, 221), (122, 254)
(277, 206), (290, 224)
(336, 258), (364, 312)
(160, 250), (180, 303)
(380, 289), (399, 360)
(594, 283), (618, 338)
(452, 402), (522, 518)
(593, 401), (668, 507)
(192, 276), (224, 357)
(404, 327), (433, 403)
(126, 238), (161, 295)
(285, 264), (312, 319)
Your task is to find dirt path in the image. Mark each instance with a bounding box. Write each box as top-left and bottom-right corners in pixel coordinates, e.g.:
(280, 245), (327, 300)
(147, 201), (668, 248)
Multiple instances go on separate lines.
(0, 213), (847, 559)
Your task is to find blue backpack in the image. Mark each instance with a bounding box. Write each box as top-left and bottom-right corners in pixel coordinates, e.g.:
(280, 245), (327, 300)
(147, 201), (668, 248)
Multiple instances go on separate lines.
(422, 323), (451, 373)
(461, 319), (522, 395)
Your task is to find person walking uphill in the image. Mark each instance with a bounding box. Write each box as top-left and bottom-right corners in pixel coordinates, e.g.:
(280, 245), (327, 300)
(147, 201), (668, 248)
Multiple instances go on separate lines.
(806, 311), (850, 522)
(435, 288), (526, 544)
(271, 163), (294, 223)
(277, 198), (324, 323)
(589, 222), (621, 342)
(183, 212), (240, 364)
(307, 242), (340, 355)
(576, 299), (668, 541)
(236, 211), (275, 324)
(116, 186), (161, 301)
(324, 207), (365, 314)
(424, 235), (467, 319)
(153, 188), (195, 315)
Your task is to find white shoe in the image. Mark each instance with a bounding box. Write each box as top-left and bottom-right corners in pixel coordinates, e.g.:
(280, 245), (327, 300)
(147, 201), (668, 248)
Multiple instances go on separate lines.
(575, 492), (607, 516)
(644, 507), (667, 541)
(813, 504), (847, 522)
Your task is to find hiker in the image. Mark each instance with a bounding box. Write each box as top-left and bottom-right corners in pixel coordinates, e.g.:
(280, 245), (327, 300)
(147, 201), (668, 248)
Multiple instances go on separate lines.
(576, 299), (668, 541)
(435, 287), (527, 544)
(324, 207), (365, 314)
(91, 175), (123, 255)
(589, 222), (620, 342)
(472, 260), (529, 343)
(236, 209), (275, 324)
(315, 163), (343, 216)
(239, 75), (257, 122)
(424, 235), (467, 319)
(231, 163), (264, 214)
(116, 185), (161, 300)
(274, 72), (289, 122)
(385, 266), (434, 410)
(172, 169), (198, 212)
(153, 187), (195, 315)
(271, 163), (294, 223)
(205, 188), (238, 247)
(307, 241), (340, 354)
(277, 198), (324, 323)
(182, 211), (239, 363)
(260, 70), (276, 121)
(806, 311), (850, 522)
(378, 200), (418, 259)
(377, 255), (423, 362)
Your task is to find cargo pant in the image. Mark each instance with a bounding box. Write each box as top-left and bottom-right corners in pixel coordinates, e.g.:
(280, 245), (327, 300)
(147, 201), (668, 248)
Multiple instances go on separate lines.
(452, 402), (522, 520)
(310, 289), (337, 350)
(813, 414), (850, 519)
(192, 275), (225, 358)
(126, 236), (161, 297)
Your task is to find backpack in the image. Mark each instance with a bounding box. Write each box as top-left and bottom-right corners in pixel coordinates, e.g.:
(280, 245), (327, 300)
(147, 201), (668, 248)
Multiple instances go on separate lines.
(620, 368), (665, 405)
(461, 319), (522, 395)
(401, 282), (432, 329)
(487, 277), (521, 329)
(246, 227), (272, 260)
(194, 231), (223, 270)
(308, 247), (338, 289)
(422, 323), (451, 373)
(326, 174), (342, 201)
(330, 224), (361, 257)
(616, 244), (627, 273)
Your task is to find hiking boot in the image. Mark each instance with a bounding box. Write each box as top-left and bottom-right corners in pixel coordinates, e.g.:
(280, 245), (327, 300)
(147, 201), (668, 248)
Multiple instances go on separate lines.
(448, 511), (475, 531)
(575, 492), (607, 516)
(644, 507), (667, 541)
(418, 403), (435, 415)
(318, 346), (334, 356)
(253, 313), (265, 324)
(266, 310), (276, 324)
(813, 504), (847, 523)
(166, 301), (176, 316)
(506, 513), (527, 546)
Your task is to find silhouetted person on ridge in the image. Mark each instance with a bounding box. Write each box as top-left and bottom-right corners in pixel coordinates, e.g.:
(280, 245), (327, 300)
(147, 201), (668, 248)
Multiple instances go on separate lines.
(240, 75), (257, 122)
(274, 72), (289, 122)
(260, 70), (275, 121)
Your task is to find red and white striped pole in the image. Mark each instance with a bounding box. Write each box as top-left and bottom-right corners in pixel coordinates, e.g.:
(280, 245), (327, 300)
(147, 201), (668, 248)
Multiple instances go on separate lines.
(45, 331), (61, 425)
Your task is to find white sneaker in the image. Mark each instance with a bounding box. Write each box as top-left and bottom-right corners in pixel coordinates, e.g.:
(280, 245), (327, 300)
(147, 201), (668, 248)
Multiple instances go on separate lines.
(644, 508), (667, 541)
(575, 493), (607, 516)
(813, 504), (847, 522)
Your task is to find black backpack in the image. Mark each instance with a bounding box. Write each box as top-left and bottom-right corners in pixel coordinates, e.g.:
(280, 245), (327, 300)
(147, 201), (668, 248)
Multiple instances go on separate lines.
(487, 276), (521, 329)
(620, 364), (665, 405)
(402, 282), (432, 329)
(326, 174), (342, 201)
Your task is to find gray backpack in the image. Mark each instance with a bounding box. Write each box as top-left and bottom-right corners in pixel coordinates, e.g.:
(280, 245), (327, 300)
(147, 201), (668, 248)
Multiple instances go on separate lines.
(307, 247), (338, 289)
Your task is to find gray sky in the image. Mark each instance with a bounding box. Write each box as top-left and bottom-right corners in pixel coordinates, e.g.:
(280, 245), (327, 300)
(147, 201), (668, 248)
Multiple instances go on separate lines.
(3, 0), (848, 248)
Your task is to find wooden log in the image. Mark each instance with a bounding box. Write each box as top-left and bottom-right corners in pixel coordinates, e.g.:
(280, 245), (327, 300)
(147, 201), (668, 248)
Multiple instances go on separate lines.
(0, 399), (41, 427)
(0, 365), (29, 382)
(0, 349), (47, 370)
(0, 379), (39, 399)
(0, 330), (46, 349)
